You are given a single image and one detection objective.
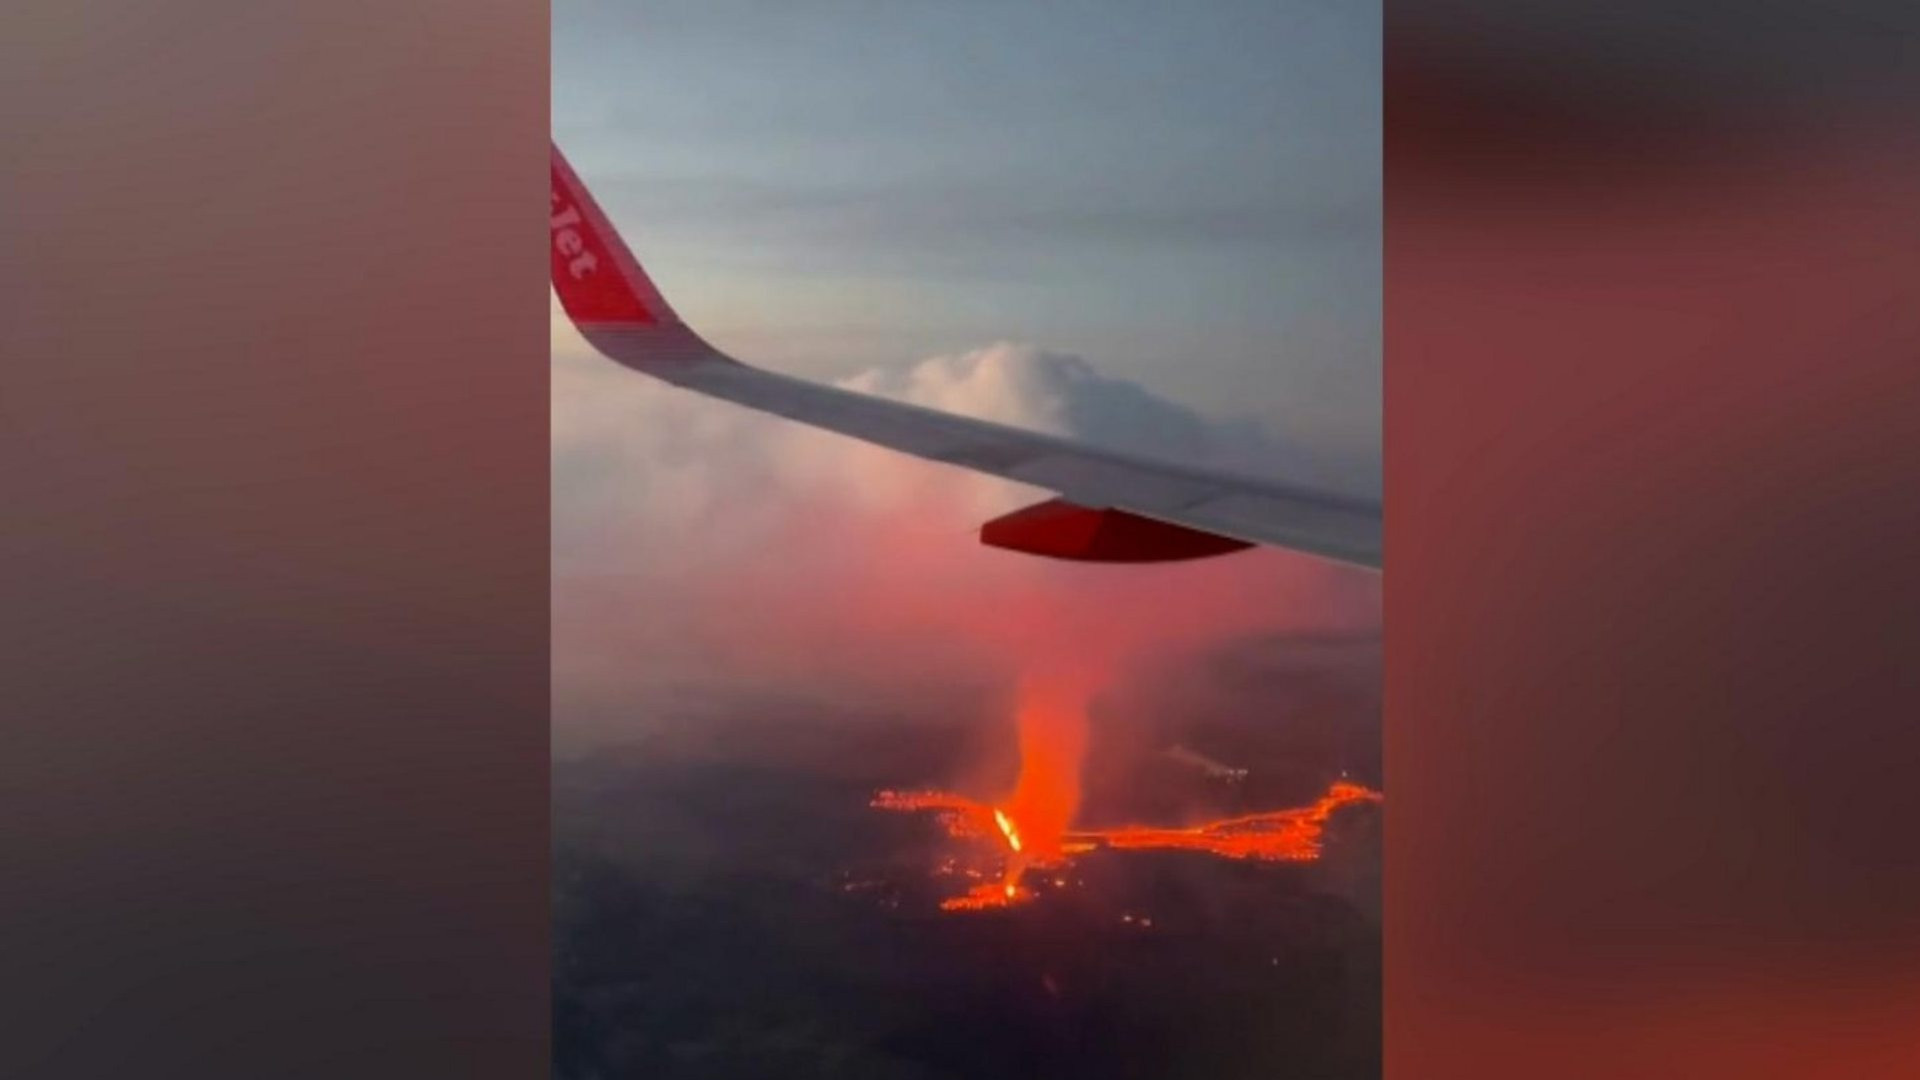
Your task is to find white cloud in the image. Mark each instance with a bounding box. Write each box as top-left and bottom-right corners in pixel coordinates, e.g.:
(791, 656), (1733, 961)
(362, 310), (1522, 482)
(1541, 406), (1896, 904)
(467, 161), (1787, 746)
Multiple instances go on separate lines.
(551, 339), (1377, 745)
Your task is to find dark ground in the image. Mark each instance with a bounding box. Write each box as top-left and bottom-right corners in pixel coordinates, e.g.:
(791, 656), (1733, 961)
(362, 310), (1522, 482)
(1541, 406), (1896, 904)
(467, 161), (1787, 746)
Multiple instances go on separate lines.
(554, 638), (1380, 1079)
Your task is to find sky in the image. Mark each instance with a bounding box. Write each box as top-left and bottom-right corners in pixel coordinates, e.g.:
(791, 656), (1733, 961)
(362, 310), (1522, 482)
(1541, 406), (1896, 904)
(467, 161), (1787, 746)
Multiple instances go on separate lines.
(552, 0), (1380, 486)
(551, 2), (1383, 751)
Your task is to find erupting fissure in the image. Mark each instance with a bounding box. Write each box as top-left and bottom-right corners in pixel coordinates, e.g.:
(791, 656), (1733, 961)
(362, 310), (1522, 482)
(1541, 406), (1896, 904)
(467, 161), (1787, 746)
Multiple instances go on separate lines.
(992, 809), (1022, 853)
(873, 780), (1382, 910)
(870, 670), (1381, 912)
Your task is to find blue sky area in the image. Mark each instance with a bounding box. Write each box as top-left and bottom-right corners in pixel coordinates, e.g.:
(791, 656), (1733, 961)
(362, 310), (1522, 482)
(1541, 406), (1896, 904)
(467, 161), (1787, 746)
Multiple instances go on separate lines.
(554, 0), (1379, 488)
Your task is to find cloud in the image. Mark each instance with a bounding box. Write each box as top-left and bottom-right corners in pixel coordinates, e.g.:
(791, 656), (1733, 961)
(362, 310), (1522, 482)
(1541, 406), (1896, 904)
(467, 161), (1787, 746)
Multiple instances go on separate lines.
(552, 341), (1377, 746)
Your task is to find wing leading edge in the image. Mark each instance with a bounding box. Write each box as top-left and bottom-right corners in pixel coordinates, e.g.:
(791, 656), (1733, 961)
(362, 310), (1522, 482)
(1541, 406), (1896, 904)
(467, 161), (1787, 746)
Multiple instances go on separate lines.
(550, 143), (1381, 571)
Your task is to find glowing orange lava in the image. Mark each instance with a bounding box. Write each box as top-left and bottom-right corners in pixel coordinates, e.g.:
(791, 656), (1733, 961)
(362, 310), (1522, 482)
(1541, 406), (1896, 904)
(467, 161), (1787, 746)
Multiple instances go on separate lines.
(871, 667), (1378, 912)
(992, 808), (1023, 853)
(871, 789), (999, 839)
(1000, 670), (1092, 862)
(1076, 781), (1383, 861)
(873, 779), (1382, 910)
(938, 879), (1028, 912)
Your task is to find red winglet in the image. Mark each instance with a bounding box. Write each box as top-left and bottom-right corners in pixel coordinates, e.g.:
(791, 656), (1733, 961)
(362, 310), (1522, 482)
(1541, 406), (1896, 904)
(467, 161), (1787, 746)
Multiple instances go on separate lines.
(549, 144), (665, 328)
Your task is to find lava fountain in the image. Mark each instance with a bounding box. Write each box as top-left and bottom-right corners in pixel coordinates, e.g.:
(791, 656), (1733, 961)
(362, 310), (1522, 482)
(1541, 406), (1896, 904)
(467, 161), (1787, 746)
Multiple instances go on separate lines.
(872, 666), (1095, 910)
(1002, 668), (1092, 861)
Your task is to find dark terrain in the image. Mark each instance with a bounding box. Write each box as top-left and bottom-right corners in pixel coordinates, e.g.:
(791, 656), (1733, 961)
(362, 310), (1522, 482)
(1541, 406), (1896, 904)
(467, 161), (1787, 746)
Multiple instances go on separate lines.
(554, 638), (1381, 1079)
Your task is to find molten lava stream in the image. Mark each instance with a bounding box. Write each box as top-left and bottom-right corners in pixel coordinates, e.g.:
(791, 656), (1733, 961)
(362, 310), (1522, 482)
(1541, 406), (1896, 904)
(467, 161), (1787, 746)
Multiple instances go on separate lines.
(873, 781), (1382, 911)
(939, 878), (1028, 912)
(871, 666), (1381, 911)
(1071, 781), (1384, 861)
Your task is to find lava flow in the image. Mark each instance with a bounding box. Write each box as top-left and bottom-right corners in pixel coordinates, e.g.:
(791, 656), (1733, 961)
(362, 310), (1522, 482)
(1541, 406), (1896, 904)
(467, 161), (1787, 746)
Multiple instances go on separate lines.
(870, 789), (1034, 910)
(873, 779), (1381, 910)
(1085, 780), (1384, 861)
(871, 665), (1379, 911)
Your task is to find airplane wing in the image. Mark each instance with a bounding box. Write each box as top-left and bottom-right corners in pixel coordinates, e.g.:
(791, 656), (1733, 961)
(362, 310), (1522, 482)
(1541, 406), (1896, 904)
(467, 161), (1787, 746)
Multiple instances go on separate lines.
(550, 143), (1381, 570)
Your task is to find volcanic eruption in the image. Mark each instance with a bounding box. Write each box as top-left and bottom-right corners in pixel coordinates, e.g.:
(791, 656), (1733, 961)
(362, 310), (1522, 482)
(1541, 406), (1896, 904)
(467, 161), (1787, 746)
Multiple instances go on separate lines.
(872, 663), (1382, 912)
